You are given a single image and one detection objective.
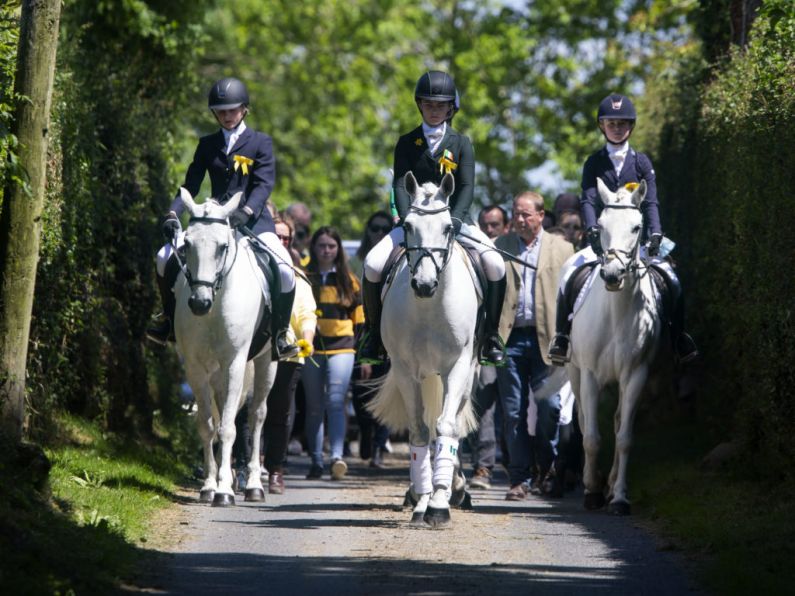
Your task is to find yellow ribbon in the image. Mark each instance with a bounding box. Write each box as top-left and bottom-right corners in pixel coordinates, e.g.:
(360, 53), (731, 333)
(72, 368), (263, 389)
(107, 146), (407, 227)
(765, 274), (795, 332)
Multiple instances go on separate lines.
(624, 182), (639, 192)
(438, 156), (458, 175)
(233, 155), (254, 176)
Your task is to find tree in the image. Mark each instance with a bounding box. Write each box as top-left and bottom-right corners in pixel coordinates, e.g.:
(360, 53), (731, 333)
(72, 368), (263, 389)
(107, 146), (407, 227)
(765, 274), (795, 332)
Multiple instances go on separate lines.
(0, 0), (61, 441)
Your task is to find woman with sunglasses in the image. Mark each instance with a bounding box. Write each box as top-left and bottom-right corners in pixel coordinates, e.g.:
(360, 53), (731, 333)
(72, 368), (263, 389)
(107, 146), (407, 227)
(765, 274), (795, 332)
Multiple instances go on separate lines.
(359, 70), (507, 367)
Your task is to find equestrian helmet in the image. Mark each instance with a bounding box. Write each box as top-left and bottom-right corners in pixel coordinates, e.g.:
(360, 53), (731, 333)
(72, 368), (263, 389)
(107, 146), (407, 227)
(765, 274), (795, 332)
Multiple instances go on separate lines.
(415, 70), (458, 103)
(597, 94), (636, 122)
(208, 77), (250, 111)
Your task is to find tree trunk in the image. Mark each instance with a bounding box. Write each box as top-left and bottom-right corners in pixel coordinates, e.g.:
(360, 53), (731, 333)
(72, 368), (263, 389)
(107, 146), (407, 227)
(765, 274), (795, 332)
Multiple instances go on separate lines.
(0, 0), (62, 442)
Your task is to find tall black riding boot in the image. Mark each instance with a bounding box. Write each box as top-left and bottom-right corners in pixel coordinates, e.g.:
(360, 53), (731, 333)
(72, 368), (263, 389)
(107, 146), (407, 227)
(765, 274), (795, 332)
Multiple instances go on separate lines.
(272, 288), (299, 360)
(146, 256), (179, 345)
(672, 293), (699, 365)
(548, 289), (573, 365)
(478, 277), (507, 366)
(358, 278), (386, 364)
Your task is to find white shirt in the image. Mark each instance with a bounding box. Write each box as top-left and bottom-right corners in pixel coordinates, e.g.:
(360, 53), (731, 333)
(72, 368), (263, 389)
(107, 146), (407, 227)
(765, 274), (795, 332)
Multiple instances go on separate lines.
(222, 121), (247, 155)
(422, 121), (447, 155)
(606, 141), (629, 176)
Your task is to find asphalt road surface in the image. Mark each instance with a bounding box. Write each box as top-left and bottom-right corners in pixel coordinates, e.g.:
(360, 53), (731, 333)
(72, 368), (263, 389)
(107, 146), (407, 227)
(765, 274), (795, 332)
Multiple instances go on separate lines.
(130, 446), (700, 595)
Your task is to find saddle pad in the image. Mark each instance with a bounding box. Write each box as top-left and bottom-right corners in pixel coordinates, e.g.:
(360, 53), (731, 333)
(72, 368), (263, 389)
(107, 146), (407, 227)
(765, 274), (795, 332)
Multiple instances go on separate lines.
(244, 240), (273, 361)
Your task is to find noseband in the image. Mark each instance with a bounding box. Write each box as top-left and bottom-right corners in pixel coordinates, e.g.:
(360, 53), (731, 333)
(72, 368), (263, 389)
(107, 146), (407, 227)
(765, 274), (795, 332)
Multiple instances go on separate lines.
(173, 216), (236, 294)
(403, 204), (455, 278)
(599, 203), (646, 276)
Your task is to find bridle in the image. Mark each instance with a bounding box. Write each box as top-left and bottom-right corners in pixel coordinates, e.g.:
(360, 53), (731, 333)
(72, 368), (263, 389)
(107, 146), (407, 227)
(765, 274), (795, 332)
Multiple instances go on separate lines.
(402, 203), (455, 279)
(599, 202), (648, 277)
(172, 216), (238, 294)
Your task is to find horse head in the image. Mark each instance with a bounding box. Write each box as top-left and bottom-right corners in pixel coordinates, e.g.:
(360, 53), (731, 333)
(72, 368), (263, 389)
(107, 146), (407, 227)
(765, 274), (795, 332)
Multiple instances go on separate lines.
(402, 171), (455, 298)
(596, 178), (646, 291)
(179, 187), (242, 315)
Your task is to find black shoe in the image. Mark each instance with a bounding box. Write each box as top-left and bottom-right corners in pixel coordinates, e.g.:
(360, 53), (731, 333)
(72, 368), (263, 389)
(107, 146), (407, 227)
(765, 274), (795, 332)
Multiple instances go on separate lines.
(675, 333), (699, 365)
(273, 331), (300, 360)
(548, 333), (570, 365)
(478, 333), (506, 366)
(306, 464), (323, 479)
(146, 316), (174, 345)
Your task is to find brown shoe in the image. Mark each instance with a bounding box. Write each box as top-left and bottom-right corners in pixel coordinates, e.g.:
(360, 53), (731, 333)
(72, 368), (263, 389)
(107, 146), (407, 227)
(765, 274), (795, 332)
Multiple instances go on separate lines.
(505, 483), (528, 501)
(268, 472), (285, 495)
(469, 467), (492, 489)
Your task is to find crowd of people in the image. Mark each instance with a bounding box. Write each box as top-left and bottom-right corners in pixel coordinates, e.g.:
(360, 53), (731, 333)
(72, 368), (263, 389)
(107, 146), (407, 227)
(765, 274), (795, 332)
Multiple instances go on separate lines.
(149, 71), (698, 500)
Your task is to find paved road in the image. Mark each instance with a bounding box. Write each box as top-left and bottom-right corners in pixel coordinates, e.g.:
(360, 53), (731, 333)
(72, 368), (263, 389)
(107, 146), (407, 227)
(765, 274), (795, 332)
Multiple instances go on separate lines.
(132, 448), (700, 595)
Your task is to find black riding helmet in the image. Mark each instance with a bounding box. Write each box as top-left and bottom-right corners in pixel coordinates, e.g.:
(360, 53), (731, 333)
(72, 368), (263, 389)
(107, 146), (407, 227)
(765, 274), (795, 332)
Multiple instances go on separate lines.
(208, 77), (250, 111)
(597, 94), (636, 122)
(415, 70), (460, 122)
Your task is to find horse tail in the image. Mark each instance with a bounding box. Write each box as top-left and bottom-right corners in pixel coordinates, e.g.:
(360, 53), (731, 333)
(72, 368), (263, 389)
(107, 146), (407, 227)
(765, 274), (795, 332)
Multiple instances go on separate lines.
(366, 368), (410, 431)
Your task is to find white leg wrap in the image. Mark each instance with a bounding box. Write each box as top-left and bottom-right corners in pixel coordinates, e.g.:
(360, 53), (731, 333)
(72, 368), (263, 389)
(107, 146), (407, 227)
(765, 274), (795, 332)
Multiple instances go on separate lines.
(410, 444), (432, 495)
(432, 436), (459, 490)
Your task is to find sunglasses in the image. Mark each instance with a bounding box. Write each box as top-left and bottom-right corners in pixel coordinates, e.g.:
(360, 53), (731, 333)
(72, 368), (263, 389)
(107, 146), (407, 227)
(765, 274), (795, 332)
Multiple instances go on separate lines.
(277, 233), (293, 243)
(561, 223), (582, 231)
(368, 223), (392, 234)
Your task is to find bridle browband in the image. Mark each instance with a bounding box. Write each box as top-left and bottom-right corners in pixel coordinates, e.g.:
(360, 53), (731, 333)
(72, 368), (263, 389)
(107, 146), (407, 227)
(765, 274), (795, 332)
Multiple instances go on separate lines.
(403, 203), (455, 278)
(172, 215), (237, 293)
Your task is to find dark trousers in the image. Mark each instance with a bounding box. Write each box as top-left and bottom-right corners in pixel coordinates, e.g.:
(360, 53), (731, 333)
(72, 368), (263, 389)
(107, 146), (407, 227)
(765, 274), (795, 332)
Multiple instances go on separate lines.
(352, 361), (391, 459)
(262, 361), (304, 471)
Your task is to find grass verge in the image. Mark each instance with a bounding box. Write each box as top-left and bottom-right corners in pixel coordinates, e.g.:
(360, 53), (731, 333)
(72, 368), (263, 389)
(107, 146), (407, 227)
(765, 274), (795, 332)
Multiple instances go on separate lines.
(0, 411), (195, 594)
(629, 405), (795, 595)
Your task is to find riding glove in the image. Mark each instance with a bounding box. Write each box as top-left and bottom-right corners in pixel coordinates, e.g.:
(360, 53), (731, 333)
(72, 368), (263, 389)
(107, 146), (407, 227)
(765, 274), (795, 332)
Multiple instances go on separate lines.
(162, 216), (181, 242)
(586, 226), (603, 256)
(451, 217), (463, 235)
(647, 233), (663, 257)
(228, 206), (253, 228)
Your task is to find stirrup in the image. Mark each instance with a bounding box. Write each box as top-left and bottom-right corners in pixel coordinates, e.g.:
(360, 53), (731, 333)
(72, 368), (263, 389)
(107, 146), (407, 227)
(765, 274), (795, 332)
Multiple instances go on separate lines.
(478, 335), (506, 367)
(146, 314), (174, 345)
(273, 334), (300, 360)
(675, 333), (699, 365)
(548, 334), (570, 366)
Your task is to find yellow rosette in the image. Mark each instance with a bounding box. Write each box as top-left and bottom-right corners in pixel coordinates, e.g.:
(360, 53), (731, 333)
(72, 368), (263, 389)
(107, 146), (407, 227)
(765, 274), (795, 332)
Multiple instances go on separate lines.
(624, 182), (639, 192)
(233, 155), (254, 175)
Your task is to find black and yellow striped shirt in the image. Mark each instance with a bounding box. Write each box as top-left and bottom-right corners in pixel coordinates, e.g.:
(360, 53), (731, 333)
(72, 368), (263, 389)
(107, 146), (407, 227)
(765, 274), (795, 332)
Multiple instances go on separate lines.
(307, 270), (365, 355)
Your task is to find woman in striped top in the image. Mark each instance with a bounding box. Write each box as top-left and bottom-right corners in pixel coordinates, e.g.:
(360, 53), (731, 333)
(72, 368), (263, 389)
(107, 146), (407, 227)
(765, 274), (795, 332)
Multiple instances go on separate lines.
(302, 226), (365, 480)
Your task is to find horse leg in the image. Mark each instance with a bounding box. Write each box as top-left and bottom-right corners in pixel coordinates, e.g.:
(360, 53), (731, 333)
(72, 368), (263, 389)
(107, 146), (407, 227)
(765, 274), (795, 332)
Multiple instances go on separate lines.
(578, 371), (605, 510)
(244, 357), (278, 501)
(606, 402), (622, 503)
(426, 358), (473, 529)
(186, 368), (217, 503)
(608, 367), (647, 516)
(397, 376), (433, 526)
(212, 356), (249, 507)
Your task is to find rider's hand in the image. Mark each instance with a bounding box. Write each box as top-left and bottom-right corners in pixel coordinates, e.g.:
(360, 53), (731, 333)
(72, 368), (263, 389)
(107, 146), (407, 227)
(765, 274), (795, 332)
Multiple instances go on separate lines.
(162, 214), (181, 242)
(228, 206), (253, 228)
(451, 218), (463, 235)
(647, 233), (663, 257)
(586, 226), (603, 256)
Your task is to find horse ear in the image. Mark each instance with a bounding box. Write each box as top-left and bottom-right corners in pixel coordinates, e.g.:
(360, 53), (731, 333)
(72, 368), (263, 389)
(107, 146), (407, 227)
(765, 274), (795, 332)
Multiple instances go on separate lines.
(631, 179), (647, 207)
(223, 191), (244, 216)
(404, 171), (418, 198)
(180, 187), (198, 215)
(596, 177), (613, 204)
(440, 172), (455, 201)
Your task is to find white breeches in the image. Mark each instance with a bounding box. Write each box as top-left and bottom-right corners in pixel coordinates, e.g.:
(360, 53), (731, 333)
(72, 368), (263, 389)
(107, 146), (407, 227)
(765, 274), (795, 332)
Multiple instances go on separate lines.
(363, 223), (505, 283)
(156, 230), (295, 293)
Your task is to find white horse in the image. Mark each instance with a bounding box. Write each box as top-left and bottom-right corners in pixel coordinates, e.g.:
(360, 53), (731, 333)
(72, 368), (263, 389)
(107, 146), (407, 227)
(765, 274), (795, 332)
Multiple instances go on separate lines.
(174, 188), (278, 507)
(369, 172), (478, 528)
(567, 178), (673, 515)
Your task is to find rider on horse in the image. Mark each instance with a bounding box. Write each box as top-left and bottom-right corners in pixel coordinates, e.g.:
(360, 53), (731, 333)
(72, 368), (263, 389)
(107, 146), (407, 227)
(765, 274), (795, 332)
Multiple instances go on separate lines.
(147, 77), (299, 360)
(547, 93), (699, 366)
(358, 70), (507, 366)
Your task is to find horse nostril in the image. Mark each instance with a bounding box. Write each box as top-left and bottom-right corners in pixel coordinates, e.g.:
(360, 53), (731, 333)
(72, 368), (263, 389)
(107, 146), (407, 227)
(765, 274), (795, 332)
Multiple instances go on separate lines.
(189, 295), (212, 315)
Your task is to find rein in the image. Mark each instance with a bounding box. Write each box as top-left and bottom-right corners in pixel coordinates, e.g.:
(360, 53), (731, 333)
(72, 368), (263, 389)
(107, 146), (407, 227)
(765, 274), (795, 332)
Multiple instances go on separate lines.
(173, 216), (238, 293)
(403, 203), (455, 278)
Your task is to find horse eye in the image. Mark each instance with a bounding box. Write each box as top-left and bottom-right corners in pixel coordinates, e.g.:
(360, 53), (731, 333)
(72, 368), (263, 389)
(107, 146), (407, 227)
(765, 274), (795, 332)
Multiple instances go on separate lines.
(218, 243), (228, 253)
(632, 225), (641, 234)
(444, 224), (454, 235)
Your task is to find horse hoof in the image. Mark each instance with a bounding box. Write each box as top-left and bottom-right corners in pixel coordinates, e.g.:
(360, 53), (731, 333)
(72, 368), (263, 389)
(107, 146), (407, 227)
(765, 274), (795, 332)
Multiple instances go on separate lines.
(403, 488), (418, 508)
(423, 506), (451, 529)
(608, 500), (631, 516)
(454, 491), (473, 510)
(244, 488), (265, 502)
(584, 492), (606, 511)
(199, 489), (215, 503)
(410, 511), (427, 526)
(212, 493), (235, 507)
